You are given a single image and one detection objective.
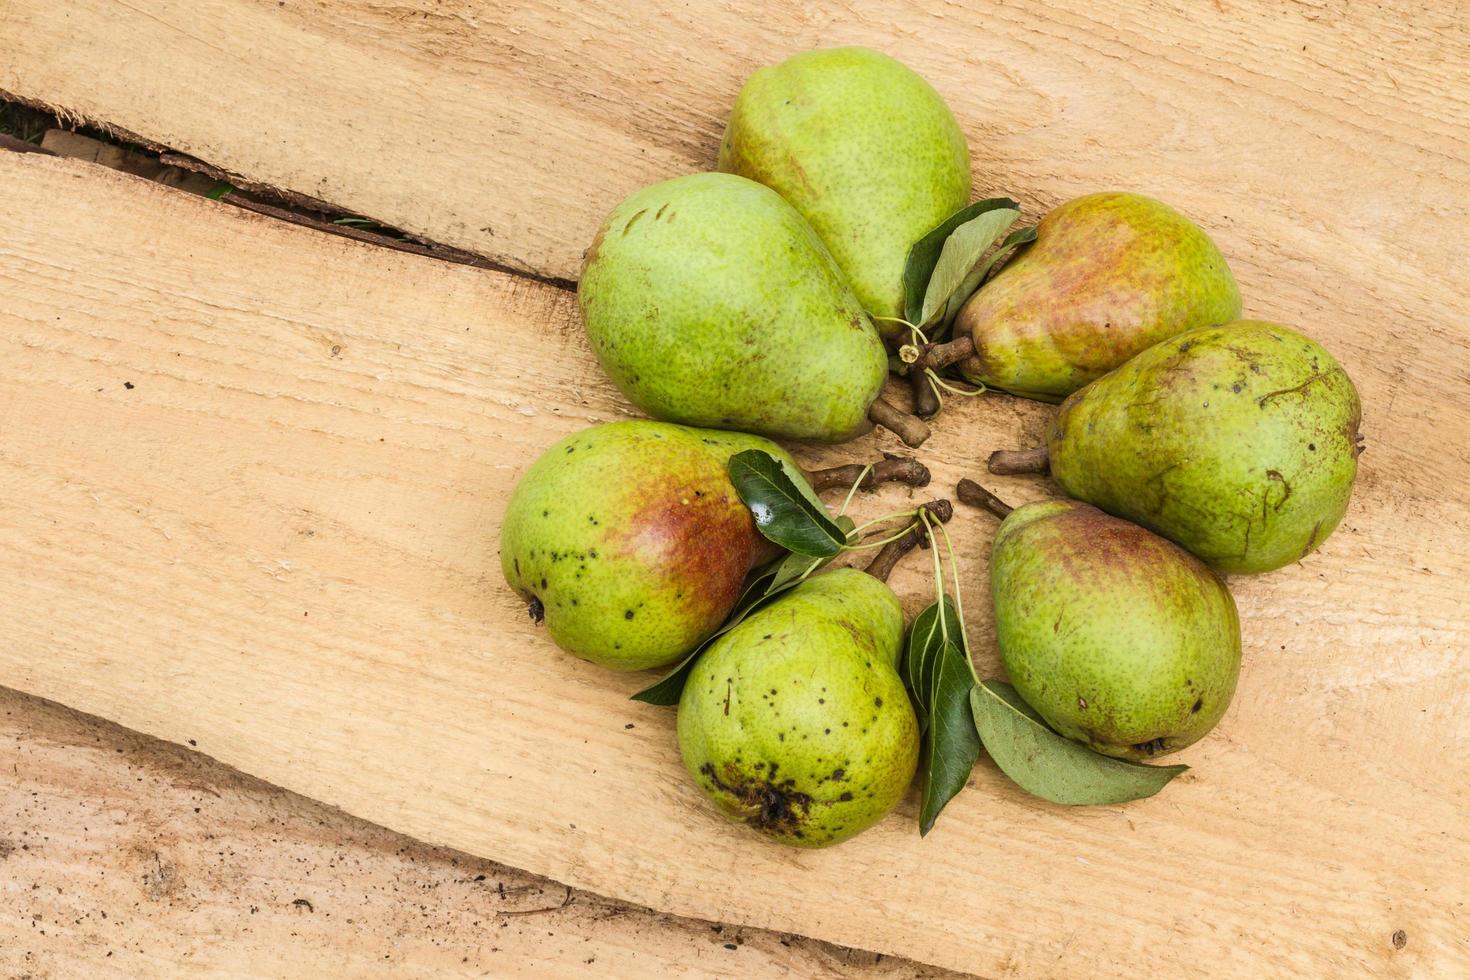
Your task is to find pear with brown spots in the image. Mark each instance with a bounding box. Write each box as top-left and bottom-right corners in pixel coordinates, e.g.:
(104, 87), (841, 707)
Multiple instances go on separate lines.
(677, 569), (918, 847)
(991, 320), (1363, 573)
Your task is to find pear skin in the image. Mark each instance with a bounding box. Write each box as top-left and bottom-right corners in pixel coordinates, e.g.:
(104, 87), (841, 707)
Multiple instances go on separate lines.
(579, 173), (890, 442)
(1045, 320), (1362, 574)
(953, 192), (1241, 400)
(991, 500), (1242, 760)
(719, 47), (971, 331)
(677, 569), (919, 847)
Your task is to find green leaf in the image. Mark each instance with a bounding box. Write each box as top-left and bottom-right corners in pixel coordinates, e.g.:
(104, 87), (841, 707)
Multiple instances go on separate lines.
(969, 681), (1188, 805)
(728, 450), (846, 558)
(918, 641), (981, 835)
(940, 225), (1038, 331)
(629, 517), (854, 706)
(919, 207), (1021, 325)
(902, 598), (962, 730)
(901, 598), (981, 835)
(204, 182), (235, 200)
(902, 198), (1020, 326)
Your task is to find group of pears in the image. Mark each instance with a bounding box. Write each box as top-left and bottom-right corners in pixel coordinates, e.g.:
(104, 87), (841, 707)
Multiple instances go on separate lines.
(500, 48), (1363, 847)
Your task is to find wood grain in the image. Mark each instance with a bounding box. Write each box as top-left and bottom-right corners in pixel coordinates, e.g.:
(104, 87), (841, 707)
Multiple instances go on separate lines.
(2, 0), (1465, 300)
(0, 688), (954, 978)
(1, 151), (1467, 975)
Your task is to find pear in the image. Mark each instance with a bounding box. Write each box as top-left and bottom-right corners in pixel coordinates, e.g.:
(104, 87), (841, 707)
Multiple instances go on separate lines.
(920, 193), (1241, 401)
(501, 421), (929, 671)
(718, 47), (971, 331)
(677, 568), (919, 846)
(989, 320), (1363, 574)
(961, 484), (1241, 760)
(580, 173), (928, 446)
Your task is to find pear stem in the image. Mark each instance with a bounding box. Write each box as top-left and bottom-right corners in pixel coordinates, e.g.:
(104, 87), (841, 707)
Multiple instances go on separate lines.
(910, 366), (940, 419)
(867, 397), (931, 448)
(987, 446), (1050, 475)
(912, 335), (975, 375)
(803, 455), (931, 494)
(864, 499), (952, 583)
(955, 478), (1014, 520)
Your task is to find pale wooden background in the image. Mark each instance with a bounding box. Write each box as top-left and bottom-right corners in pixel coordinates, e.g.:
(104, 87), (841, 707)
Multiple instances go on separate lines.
(1, 1), (1468, 977)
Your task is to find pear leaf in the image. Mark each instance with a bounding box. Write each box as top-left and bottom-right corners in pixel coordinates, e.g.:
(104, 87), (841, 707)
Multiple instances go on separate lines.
(902, 197), (1020, 327)
(901, 598), (981, 835)
(969, 680), (1188, 805)
(728, 450), (846, 557)
(630, 516), (855, 706)
(940, 224), (1039, 330)
(919, 207), (1021, 326)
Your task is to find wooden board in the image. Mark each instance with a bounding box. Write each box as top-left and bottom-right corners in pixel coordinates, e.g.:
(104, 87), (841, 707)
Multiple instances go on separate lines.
(2, 0), (1465, 290)
(0, 688), (950, 978)
(2, 150), (1467, 976)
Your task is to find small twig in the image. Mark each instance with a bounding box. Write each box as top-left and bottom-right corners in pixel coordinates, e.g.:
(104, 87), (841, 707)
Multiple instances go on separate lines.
(497, 887), (574, 917)
(864, 499), (953, 582)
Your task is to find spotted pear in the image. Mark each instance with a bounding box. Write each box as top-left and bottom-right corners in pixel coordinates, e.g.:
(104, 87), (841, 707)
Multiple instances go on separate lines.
(677, 567), (920, 847)
(989, 321), (1363, 574)
(719, 47), (971, 332)
(580, 173), (928, 446)
(501, 421), (929, 670)
(919, 193), (1241, 401)
(960, 483), (1240, 760)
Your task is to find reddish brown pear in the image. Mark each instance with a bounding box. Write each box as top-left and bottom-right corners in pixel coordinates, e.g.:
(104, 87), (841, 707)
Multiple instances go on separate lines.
(918, 193), (1240, 402)
(500, 421), (928, 670)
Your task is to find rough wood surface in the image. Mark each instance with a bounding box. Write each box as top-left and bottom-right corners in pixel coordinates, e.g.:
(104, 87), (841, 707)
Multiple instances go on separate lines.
(0, 688), (953, 978)
(1, 151), (1467, 976)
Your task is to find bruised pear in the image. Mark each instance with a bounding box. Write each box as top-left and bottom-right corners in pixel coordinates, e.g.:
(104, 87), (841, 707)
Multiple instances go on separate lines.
(930, 193), (1240, 401)
(678, 569), (919, 847)
(719, 47), (971, 330)
(580, 173), (927, 446)
(986, 498), (1241, 760)
(990, 321), (1363, 574)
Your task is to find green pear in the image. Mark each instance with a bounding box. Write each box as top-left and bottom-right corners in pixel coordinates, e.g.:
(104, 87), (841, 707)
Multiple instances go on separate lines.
(718, 47), (971, 331)
(937, 192), (1240, 401)
(677, 568), (919, 847)
(990, 320), (1363, 574)
(580, 173), (926, 446)
(989, 498), (1241, 760)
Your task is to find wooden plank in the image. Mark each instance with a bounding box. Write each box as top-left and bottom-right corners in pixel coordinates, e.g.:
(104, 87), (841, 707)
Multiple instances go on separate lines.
(0, 689), (952, 978)
(2, 152), (1467, 975)
(0, 0), (1464, 294)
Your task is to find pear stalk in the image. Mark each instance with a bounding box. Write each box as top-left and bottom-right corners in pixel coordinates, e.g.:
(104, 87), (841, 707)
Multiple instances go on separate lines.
(864, 499), (952, 582)
(866, 397), (932, 448)
(955, 478), (1014, 520)
(987, 446), (1050, 475)
(912, 335), (975, 376)
(804, 455), (931, 493)
(910, 366), (940, 419)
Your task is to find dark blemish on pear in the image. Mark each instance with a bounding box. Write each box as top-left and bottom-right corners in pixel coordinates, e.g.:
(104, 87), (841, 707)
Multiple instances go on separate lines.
(622, 208), (649, 236)
(698, 762), (815, 836)
(527, 597), (545, 623)
(1192, 698), (1204, 713)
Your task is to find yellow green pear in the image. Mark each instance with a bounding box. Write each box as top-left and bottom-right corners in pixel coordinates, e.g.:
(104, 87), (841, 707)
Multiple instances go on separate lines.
(719, 47), (971, 334)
